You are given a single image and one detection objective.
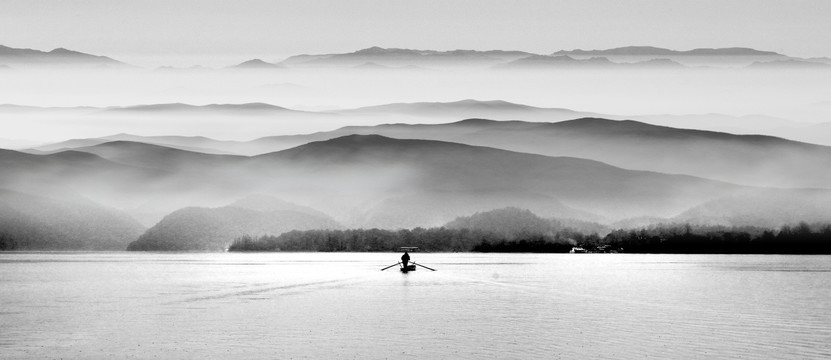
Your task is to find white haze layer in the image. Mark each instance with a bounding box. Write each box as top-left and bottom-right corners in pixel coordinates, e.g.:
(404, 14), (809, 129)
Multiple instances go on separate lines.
(2, 67), (831, 144)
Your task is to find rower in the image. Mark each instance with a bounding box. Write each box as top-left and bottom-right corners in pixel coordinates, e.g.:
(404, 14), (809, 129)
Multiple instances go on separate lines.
(401, 251), (410, 268)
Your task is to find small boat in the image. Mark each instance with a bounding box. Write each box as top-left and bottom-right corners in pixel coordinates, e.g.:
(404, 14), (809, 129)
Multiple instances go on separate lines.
(380, 247), (437, 272)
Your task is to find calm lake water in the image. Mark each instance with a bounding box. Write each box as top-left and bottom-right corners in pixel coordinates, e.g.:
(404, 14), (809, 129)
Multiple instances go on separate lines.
(1, 252), (829, 359)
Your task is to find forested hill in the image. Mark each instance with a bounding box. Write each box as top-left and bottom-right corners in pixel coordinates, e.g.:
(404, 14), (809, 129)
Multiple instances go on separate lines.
(227, 208), (831, 254)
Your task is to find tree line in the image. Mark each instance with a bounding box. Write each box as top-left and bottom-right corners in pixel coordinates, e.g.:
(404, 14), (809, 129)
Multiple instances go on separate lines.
(228, 222), (831, 254)
(602, 222), (831, 254)
(228, 227), (596, 252)
(0, 232), (18, 250)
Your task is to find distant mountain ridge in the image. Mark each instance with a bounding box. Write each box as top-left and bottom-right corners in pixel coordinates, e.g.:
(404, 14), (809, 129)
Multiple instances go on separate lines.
(747, 59), (831, 69)
(340, 99), (591, 118)
(275, 45), (809, 69)
(230, 58), (283, 69)
(553, 46), (782, 57)
(497, 55), (685, 69)
(1, 44), (824, 69)
(22, 101), (831, 189)
(105, 102), (295, 113)
(12, 99), (821, 150)
(247, 117), (831, 189)
(279, 46), (536, 68)
(551, 46), (789, 66)
(0, 44), (126, 67)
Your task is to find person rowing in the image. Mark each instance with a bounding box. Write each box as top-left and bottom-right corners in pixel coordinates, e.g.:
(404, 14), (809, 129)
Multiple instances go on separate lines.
(401, 251), (410, 268)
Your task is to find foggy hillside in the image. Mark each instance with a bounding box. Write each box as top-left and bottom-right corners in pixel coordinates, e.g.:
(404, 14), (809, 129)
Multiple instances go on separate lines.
(433, 118), (831, 188)
(103, 117), (831, 189)
(229, 194), (335, 220)
(0, 148), (165, 195)
(8, 132), (831, 233)
(444, 207), (559, 239)
(127, 204), (342, 251)
(252, 134), (747, 224)
(747, 60), (831, 69)
(338, 99), (597, 120)
(362, 118), (831, 188)
(32, 134), (241, 155)
(0, 134), (785, 230)
(673, 189), (831, 227)
(72, 141), (247, 171)
(0, 189), (144, 250)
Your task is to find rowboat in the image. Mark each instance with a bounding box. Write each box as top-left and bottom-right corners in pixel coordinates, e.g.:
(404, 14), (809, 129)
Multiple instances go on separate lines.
(380, 247), (436, 272)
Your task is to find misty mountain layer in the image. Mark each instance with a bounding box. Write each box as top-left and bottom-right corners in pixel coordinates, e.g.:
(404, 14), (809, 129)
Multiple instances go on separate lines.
(0, 44), (126, 68)
(127, 204), (341, 251)
(5, 133), (830, 240)
(44, 116), (826, 189)
(0, 189), (144, 250)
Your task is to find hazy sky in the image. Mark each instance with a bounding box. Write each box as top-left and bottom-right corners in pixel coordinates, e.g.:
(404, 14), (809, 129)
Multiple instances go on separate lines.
(1, 0), (830, 66)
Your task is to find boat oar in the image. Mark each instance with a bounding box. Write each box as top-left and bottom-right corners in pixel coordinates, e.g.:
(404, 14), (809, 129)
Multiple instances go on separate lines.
(381, 262), (401, 271)
(412, 262), (436, 271)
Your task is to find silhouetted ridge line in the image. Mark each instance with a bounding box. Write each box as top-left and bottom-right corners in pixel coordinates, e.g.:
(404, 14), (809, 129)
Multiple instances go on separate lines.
(0, 44), (127, 66)
(553, 46), (783, 57)
(112, 102), (290, 112)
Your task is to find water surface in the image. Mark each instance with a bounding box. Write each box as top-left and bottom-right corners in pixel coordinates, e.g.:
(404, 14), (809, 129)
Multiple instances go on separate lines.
(1, 253), (829, 359)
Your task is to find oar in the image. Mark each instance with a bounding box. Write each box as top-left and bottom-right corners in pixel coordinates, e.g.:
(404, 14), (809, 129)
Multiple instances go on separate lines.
(381, 262), (401, 271)
(412, 262), (436, 271)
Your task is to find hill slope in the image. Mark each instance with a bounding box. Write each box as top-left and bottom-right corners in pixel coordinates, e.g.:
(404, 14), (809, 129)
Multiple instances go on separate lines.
(252, 134), (744, 224)
(0, 189), (144, 250)
(127, 205), (341, 251)
(5, 134), (830, 235)
(247, 118), (831, 188)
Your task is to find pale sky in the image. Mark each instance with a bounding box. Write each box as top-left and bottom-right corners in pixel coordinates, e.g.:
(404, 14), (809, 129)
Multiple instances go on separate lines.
(1, 0), (830, 66)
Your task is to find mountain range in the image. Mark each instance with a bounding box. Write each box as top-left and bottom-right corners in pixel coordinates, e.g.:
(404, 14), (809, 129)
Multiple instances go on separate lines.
(4, 128), (831, 250)
(2, 44), (827, 70)
(103, 102), (306, 115)
(278, 46), (534, 68)
(552, 46), (788, 66)
(554, 46), (782, 58)
(16, 99), (831, 189)
(7, 133), (831, 223)
(496, 55), (685, 69)
(274, 46), (824, 69)
(13, 99), (830, 150)
(0, 44), (126, 68)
